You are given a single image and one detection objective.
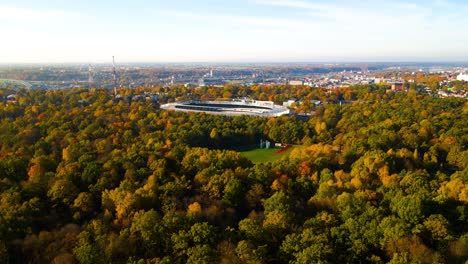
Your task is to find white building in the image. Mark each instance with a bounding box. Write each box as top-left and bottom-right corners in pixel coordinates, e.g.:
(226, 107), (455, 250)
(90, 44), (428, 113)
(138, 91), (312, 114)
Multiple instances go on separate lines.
(289, 80), (304, 86)
(160, 99), (290, 117)
(457, 74), (468, 82)
(283, 99), (297, 108)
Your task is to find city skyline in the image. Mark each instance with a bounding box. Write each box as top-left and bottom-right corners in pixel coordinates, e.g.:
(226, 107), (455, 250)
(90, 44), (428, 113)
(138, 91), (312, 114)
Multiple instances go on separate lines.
(1, 0), (468, 63)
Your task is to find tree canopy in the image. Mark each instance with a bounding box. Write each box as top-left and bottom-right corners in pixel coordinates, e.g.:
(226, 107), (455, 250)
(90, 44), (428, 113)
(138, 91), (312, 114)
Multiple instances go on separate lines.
(0, 86), (467, 263)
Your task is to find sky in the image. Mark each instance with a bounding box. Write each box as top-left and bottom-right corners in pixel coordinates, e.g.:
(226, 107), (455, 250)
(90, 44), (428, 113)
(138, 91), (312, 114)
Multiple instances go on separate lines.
(0, 0), (468, 63)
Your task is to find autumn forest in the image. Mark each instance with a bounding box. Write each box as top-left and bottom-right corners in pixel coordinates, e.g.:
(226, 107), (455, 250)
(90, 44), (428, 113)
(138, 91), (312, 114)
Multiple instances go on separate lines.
(0, 84), (467, 264)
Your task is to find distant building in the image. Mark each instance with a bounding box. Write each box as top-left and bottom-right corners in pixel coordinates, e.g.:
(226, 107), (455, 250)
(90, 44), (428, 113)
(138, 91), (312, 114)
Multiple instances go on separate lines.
(456, 74), (468, 82)
(199, 78), (225, 87)
(391, 82), (405, 91)
(309, 100), (322, 106)
(6, 94), (16, 101)
(438, 91), (449, 97)
(283, 99), (297, 108)
(289, 80), (304, 86)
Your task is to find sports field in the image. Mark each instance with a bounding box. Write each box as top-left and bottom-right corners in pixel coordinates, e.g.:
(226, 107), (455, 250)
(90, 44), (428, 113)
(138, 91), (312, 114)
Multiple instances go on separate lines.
(240, 146), (294, 163)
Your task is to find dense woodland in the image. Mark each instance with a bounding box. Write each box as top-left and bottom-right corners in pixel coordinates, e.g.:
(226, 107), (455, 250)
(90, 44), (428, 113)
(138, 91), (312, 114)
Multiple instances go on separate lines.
(0, 85), (467, 263)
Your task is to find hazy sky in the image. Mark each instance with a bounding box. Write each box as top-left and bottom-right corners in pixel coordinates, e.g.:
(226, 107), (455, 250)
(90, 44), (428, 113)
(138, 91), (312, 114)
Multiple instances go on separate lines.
(1, 0), (468, 63)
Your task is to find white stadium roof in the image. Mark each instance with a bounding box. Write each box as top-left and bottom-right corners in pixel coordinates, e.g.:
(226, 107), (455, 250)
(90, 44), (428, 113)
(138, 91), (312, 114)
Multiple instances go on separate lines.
(160, 99), (290, 117)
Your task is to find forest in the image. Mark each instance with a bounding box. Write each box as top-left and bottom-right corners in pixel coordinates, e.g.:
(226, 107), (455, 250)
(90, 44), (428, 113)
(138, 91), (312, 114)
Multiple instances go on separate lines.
(0, 85), (467, 263)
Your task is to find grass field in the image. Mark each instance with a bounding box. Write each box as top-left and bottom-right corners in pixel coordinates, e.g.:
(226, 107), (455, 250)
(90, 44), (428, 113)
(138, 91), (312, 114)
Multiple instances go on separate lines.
(240, 147), (295, 164)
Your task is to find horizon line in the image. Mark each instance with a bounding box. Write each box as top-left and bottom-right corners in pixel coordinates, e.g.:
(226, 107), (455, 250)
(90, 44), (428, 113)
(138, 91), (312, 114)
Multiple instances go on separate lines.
(1, 61), (468, 66)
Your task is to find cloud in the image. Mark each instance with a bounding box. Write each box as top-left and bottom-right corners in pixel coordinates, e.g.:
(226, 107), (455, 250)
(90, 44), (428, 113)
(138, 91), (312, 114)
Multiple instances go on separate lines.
(156, 9), (318, 29)
(1, 1), (467, 63)
(249, 0), (433, 29)
(250, 0), (331, 11)
(249, 0), (430, 15)
(0, 5), (78, 22)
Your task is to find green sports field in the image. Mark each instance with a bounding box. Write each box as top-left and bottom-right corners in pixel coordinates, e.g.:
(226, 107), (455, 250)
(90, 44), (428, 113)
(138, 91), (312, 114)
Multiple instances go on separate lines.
(240, 147), (294, 164)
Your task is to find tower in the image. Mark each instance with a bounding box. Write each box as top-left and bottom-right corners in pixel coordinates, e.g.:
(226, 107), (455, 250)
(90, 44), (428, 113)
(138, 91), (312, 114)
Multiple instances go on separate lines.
(88, 64), (94, 85)
(112, 56), (117, 97)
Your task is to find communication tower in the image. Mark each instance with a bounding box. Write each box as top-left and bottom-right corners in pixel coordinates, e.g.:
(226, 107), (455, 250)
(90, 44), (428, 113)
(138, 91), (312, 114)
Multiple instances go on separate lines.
(112, 56), (118, 97)
(88, 64), (94, 85)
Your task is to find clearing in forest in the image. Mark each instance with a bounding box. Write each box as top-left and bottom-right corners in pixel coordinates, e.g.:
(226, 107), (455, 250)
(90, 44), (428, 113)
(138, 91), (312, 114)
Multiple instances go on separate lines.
(239, 146), (295, 163)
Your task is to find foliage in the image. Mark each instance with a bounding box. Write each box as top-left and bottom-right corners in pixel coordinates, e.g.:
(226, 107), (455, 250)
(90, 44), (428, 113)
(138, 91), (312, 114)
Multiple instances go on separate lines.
(0, 86), (466, 263)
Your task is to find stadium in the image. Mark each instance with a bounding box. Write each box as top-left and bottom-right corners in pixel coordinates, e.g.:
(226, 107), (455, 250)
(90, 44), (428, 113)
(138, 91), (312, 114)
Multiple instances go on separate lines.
(160, 99), (290, 117)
